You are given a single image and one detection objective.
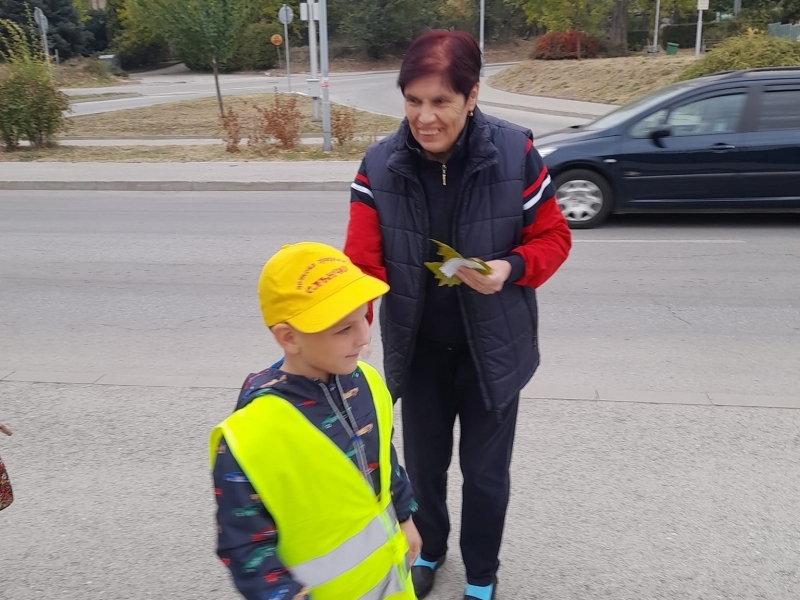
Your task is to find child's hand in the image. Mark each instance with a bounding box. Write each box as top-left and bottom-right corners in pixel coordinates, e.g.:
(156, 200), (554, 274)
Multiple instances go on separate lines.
(0, 423), (11, 436)
(400, 517), (422, 568)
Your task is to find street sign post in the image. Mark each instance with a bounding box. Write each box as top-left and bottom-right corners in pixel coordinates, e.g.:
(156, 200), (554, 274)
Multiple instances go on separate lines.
(33, 7), (50, 62)
(278, 4), (294, 92)
(695, 0), (709, 58)
(318, 0), (332, 151)
(271, 34), (283, 71)
(301, 2), (321, 121)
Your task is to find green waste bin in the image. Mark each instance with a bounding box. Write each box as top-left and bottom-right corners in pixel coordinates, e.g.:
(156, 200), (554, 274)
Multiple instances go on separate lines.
(666, 42), (679, 55)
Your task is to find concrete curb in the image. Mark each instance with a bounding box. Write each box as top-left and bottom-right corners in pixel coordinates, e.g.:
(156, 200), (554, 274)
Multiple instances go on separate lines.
(0, 180), (352, 192)
(479, 99), (601, 120)
(2, 371), (799, 409)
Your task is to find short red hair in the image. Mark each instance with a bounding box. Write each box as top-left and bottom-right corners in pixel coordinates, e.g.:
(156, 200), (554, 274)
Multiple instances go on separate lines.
(397, 30), (482, 99)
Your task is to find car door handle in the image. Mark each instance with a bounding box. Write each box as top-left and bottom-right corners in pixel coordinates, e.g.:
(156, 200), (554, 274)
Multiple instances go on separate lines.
(711, 143), (736, 151)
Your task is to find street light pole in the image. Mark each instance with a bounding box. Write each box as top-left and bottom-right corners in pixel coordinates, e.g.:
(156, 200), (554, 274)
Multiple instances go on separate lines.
(653, 0), (661, 53)
(318, 0), (332, 151)
(479, 0), (485, 76)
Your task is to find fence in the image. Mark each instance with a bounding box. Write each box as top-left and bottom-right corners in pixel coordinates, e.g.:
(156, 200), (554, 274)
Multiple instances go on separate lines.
(767, 22), (800, 41)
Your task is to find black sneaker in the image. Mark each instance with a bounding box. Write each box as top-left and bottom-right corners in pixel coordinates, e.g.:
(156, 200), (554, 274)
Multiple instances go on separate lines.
(411, 556), (446, 599)
(464, 576), (498, 600)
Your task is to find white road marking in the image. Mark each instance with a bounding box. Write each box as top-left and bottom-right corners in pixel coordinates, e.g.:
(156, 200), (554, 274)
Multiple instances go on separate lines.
(573, 239), (746, 244)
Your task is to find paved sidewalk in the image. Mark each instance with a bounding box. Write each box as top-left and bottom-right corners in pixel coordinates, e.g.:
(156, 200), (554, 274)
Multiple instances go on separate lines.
(0, 161), (358, 191)
(480, 76), (617, 119)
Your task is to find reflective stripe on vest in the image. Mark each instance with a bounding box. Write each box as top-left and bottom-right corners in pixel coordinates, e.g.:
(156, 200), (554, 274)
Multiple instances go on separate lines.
(360, 563), (404, 600)
(291, 510), (393, 588)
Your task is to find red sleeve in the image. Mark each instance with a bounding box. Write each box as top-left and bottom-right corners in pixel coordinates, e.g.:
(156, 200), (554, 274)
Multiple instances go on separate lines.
(344, 163), (386, 324)
(510, 140), (572, 288)
(511, 197), (571, 288)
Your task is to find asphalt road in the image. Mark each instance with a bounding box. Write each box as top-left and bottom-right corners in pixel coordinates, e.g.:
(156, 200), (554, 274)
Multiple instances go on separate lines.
(65, 66), (588, 137)
(1, 192), (799, 599)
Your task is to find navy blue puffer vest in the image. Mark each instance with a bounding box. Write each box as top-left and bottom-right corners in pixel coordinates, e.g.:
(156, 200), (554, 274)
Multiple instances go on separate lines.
(364, 108), (539, 414)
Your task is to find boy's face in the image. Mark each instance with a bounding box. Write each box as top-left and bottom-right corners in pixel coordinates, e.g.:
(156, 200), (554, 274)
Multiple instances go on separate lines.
(275, 304), (372, 381)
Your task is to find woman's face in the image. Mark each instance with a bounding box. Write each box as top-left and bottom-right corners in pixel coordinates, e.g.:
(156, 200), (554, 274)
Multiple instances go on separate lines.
(403, 74), (479, 160)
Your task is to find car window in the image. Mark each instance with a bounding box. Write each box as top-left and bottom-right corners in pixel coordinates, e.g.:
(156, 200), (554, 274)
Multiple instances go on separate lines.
(666, 94), (746, 136)
(757, 89), (800, 131)
(630, 109), (668, 138)
(585, 82), (694, 130)
(629, 93), (746, 139)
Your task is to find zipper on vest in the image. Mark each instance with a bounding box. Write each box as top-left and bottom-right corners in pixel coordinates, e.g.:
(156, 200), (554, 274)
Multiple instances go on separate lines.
(441, 163), (447, 186)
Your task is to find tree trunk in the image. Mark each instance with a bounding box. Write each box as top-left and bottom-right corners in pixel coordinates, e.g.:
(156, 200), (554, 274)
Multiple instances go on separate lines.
(610, 0), (628, 56)
(212, 57), (224, 118)
(576, 30), (582, 60)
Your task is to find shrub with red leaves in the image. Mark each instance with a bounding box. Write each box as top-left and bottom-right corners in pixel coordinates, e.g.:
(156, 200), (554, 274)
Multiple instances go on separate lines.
(533, 30), (601, 60)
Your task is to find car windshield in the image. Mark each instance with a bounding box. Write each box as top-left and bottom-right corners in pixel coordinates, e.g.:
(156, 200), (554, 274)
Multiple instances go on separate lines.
(583, 82), (697, 131)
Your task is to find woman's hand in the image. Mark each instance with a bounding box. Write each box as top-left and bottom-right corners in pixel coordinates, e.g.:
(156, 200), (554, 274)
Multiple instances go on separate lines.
(456, 260), (512, 295)
(400, 517), (422, 568)
(293, 588), (310, 600)
(0, 423), (11, 437)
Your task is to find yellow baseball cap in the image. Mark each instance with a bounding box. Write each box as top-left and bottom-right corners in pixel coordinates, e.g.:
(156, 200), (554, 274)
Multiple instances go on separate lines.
(258, 242), (389, 333)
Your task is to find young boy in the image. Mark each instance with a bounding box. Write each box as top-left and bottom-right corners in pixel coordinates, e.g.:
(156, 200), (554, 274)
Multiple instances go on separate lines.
(210, 242), (421, 600)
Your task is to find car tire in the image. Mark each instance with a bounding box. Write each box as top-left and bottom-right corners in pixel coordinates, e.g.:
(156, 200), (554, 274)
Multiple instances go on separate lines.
(553, 169), (614, 229)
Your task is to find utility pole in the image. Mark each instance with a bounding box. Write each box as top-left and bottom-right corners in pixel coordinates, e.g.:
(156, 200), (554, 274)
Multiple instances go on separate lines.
(318, 0), (332, 151)
(301, 3), (320, 121)
(653, 0), (661, 53)
(479, 0), (485, 76)
(695, 0), (708, 58)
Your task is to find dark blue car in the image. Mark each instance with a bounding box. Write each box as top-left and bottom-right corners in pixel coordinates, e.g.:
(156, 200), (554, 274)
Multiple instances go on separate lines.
(535, 67), (800, 228)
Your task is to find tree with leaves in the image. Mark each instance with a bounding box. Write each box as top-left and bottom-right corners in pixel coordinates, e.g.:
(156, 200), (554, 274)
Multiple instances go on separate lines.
(510, 0), (613, 57)
(126, 0), (257, 116)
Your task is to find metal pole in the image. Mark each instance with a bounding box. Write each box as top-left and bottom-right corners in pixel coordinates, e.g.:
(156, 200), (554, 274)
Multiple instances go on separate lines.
(309, 3), (320, 121)
(283, 8), (291, 93)
(653, 0), (661, 52)
(695, 9), (704, 58)
(319, 0), (332, 151)
(479, 0), (485, 76)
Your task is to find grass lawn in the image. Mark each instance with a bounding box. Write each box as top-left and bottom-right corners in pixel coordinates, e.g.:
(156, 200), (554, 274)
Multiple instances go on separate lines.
(0, 143), (371, 162)
(64, 94), (400, 139)
(490, 52), (696, 104)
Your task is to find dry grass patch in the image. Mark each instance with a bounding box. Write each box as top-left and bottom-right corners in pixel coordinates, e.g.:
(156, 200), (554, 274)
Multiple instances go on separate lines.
(490, 53), (696, 104)
(0, 143), (372, 162)
(65, 93), (400, 139)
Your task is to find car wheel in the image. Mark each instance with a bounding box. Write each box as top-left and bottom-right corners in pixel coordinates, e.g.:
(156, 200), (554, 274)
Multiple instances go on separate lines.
(554, 169), (614, 229)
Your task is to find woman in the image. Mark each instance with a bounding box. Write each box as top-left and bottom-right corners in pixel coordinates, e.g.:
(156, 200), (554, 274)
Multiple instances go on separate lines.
(344, 30), (571, 600)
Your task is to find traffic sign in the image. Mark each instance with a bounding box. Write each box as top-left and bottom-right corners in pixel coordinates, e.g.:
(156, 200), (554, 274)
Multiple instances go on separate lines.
(698, 0), (709, 10)
(271, 34), (283, 46)
(278, 5), (294, 25)
(33, 7), (48, 33)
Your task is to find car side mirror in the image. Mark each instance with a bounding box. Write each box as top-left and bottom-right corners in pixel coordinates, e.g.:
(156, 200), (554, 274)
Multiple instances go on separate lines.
(650, 126), (672, 148)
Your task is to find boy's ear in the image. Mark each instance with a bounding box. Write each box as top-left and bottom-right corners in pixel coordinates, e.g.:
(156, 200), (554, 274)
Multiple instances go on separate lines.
(271, 323), (301, 354)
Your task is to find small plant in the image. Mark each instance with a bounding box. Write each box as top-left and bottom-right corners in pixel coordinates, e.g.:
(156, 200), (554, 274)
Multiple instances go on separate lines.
(251, 89), (302, 150)
(0, 17), (70, 151)
(220, 105), (242, 153)
(533, 30), (601, 60)
(331, 104), (357, 146)
(677, 33), (800, 81)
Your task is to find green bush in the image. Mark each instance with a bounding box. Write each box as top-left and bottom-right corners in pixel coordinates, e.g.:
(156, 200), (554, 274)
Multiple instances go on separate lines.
(0, 19), (70, 150)
(229, 21), (282, 71)
(677, 32), (800, 81)
(627, 30), (650, 52)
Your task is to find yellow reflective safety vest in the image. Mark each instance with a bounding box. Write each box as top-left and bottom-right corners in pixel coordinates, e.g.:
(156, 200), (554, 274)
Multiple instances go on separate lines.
(209, 361), (416, 600)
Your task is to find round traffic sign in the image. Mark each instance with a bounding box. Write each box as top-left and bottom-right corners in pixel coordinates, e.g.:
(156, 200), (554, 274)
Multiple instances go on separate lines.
(271, 34), (283, 46)
(278, 5), (294, 25)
